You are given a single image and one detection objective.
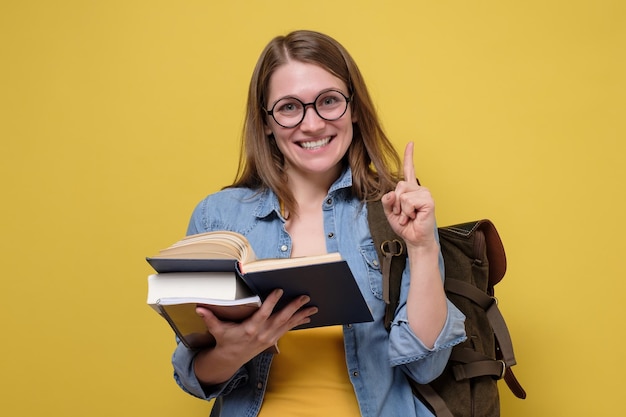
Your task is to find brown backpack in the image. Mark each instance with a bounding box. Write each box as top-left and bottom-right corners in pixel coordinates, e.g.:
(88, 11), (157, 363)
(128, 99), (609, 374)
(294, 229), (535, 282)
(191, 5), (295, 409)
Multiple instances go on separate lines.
(367, 200), (526, 417)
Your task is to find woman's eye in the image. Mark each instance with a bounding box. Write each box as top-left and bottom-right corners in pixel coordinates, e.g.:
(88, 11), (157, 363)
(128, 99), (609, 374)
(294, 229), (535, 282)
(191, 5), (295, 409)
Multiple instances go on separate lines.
(319, 94), (340, 107)
(277, 101), (300, 113)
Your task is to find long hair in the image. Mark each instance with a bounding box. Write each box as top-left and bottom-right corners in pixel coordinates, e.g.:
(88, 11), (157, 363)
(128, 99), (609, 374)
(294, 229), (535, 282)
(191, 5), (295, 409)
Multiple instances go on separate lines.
(230, 30), (401, 215)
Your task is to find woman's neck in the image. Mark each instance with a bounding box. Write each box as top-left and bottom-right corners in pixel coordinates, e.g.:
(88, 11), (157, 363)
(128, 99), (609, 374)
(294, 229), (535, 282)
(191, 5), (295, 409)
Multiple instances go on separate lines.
(285, 164), (342, 200)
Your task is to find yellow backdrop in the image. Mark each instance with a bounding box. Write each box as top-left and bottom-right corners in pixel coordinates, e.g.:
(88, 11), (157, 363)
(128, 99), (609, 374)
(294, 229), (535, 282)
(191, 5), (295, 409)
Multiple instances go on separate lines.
(1, 1), (624, 416)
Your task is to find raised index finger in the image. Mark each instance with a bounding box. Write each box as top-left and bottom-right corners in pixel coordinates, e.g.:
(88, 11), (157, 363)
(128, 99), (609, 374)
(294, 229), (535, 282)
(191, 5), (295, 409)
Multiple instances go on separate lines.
(403, 142), (419, 185)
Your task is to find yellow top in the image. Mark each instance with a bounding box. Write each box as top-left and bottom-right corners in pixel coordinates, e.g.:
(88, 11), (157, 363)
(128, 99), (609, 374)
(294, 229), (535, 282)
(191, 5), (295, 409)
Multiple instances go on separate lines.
(257, 326), (361, 416)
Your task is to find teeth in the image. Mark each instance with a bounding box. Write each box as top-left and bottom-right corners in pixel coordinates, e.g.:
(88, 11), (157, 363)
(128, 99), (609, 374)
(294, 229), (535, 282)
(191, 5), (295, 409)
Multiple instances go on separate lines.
(300, 137), (331, 150)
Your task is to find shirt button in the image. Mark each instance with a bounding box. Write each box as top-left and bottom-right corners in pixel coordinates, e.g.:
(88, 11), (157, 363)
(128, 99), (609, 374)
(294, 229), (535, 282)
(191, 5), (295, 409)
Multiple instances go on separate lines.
(326, 198), (333, 205)
(280, 245), (288, 252)
(257, 382), (263, 390)
(373, 259), (379, 267)
(327, 232), (335, 239)
(352, 371), (359, 377)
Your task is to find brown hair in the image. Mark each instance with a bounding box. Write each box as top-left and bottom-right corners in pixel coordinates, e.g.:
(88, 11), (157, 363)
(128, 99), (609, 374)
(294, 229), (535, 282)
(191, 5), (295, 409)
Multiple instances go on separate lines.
(230, 30), (401, 215)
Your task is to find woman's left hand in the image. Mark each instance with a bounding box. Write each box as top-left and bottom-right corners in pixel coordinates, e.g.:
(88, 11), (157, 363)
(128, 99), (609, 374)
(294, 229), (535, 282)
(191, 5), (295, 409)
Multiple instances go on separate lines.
(381, 142), (437, 249)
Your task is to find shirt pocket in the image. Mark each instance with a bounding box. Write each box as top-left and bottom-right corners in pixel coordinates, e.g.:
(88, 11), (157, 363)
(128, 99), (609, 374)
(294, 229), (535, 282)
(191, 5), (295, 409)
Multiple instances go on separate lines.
(359, 244), (384, 300)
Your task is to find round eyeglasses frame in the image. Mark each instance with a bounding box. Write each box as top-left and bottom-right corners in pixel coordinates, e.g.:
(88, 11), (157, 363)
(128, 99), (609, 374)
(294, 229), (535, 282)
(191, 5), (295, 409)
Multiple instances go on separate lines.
(264, 89), (352, 129)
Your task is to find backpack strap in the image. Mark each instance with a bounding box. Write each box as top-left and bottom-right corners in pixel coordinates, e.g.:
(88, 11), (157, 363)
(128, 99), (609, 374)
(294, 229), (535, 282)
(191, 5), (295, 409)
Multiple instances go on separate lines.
(367, 199), (407, 331)
(411, 384), (455, 417)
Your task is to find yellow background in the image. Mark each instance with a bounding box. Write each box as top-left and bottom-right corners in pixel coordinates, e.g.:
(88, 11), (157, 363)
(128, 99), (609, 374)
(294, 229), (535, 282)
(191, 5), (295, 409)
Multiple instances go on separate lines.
(1, 1), (624, 416)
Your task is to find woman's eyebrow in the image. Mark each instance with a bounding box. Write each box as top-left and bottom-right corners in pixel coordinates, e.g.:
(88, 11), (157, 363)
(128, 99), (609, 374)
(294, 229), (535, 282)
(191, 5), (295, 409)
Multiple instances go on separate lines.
(272, 87), (347, 102)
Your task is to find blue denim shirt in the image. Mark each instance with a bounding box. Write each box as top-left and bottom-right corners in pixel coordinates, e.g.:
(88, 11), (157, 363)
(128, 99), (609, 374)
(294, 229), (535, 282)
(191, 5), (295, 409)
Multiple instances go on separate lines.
(171, 168), (466, 417)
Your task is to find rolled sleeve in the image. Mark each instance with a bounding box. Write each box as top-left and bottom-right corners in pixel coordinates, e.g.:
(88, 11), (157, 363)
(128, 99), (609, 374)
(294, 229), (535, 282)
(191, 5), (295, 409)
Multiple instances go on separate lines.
(172, 341), (247, 400)
(388, 299), (466, 383)
(171, 342), (211, 399)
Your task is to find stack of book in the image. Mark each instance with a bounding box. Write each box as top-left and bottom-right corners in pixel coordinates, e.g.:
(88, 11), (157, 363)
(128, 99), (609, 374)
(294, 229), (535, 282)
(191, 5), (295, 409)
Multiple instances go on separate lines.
(146, 231), (373, 350)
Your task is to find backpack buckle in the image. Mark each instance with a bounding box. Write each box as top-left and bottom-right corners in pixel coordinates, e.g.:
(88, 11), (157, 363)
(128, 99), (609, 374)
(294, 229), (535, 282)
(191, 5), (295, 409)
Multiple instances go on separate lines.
(497, 360), (507, 380)
(381, 239), (404, 257)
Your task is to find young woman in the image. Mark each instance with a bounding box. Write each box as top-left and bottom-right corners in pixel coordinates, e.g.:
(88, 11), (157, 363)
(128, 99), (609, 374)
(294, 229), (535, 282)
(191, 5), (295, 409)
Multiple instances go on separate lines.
(171, 30), (466, 417)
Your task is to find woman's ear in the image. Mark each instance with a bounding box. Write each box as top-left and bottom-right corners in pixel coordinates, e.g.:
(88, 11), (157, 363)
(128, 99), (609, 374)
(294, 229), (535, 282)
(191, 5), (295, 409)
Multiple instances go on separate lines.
(264, 124), (273, 136)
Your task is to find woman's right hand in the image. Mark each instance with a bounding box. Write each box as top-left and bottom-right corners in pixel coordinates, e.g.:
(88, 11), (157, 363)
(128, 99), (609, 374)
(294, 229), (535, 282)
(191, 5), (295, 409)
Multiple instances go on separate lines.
(192, 289), (318, 385)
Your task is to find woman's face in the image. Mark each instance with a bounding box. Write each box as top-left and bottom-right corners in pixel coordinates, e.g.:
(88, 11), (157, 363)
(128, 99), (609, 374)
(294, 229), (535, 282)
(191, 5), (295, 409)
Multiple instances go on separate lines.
(264, 61), (355, 180)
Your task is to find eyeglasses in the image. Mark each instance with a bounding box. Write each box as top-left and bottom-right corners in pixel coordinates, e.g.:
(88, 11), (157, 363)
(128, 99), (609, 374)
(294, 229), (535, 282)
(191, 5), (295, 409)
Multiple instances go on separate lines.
(265, 89), (352, 128)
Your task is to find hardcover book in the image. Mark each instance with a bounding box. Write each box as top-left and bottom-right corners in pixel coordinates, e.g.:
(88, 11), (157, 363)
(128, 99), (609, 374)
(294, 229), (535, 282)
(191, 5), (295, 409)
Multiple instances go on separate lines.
(146, 231), (373, 349)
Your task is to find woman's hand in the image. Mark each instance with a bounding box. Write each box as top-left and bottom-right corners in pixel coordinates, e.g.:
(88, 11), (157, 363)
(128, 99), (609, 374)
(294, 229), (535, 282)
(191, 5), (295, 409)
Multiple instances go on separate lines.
(382, 142), (447, 348)
(192, 289), (318, 385)
(381, 142), (437, 249)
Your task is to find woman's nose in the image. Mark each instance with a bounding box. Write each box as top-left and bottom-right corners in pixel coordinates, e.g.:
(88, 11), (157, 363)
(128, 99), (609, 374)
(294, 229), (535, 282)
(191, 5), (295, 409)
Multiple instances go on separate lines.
(299, 104), (325, 131)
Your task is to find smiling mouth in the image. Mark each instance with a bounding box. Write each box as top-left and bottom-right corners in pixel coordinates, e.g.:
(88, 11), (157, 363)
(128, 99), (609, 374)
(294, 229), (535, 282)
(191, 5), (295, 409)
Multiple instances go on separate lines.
(299, 137), (332, 150)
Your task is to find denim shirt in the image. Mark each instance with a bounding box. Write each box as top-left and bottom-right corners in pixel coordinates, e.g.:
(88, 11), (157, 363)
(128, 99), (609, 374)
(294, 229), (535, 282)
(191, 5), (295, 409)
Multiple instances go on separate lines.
(171, 168), (466, 417)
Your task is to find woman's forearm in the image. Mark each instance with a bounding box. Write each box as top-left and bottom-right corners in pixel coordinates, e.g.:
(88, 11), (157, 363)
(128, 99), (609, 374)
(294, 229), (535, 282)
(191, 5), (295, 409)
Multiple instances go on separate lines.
(405, 242), (448, 348)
